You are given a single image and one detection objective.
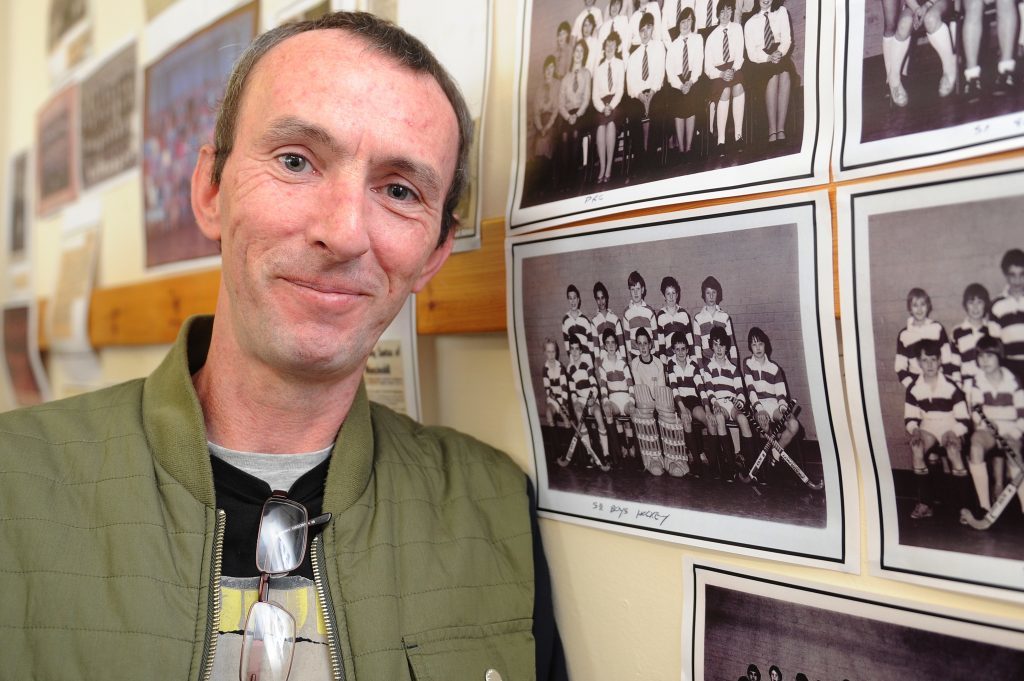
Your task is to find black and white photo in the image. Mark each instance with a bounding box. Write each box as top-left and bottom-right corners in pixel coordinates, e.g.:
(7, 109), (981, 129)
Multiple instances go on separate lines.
(839, 159), (1024, 600)
(509, 0), (832, 233)
(835, 0), (1024, 178)
(684, 558), (1024, 681)
(509, 194), (856, 567)
(80, 41), (138, 190)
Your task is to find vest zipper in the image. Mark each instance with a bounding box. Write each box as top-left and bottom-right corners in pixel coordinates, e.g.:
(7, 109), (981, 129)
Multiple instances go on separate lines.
(199, 509), (226, 681)
(312, 534), (345, 681)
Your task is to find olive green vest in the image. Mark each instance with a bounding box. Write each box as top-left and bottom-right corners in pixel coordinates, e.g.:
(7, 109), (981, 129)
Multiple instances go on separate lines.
(0, 317), (535, 680)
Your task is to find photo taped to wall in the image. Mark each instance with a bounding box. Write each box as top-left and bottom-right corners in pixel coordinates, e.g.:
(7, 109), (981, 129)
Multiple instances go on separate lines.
(509, 193), (857, 569)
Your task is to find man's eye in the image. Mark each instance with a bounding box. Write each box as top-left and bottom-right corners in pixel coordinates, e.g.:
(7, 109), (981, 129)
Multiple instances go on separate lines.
(279, 153), (309, 173)
(385, 184), (416, 201)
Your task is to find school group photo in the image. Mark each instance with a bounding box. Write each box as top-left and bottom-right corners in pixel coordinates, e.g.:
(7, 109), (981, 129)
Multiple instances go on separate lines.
(518, 0), (809, 208)
(848, 175), (1024, 582)
(512, 206), (849, 548)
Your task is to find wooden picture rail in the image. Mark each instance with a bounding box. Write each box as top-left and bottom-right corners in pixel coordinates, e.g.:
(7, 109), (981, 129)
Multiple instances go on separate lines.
(36, 148), (1023, 350)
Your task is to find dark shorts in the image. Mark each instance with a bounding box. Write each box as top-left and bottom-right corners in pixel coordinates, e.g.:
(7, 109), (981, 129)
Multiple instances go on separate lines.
(679, 395), (703, 412)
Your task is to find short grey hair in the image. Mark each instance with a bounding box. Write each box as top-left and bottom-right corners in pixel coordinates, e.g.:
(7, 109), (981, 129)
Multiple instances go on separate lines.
(211, 11), (472, 246)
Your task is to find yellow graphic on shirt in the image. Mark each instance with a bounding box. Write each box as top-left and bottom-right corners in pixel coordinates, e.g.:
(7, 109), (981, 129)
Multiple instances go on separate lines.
(219, 581), (326, 635)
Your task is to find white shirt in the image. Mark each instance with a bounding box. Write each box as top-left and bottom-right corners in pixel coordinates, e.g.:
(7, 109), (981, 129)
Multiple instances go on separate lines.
(666, 31), (704, 88)
(743, 7), (792, 64)
(592, 57), (626, 110)
(572, 5), (604, 41)
(704, 21), (745, 79)
(627, 38), (666, 96)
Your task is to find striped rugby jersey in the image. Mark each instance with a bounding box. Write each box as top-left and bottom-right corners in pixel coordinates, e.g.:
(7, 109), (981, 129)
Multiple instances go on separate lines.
(657, 306), (693, 362)
(666, 356), (705, 403)
(894, 318), (955, 388)
(951, 319), (1000, 385)
(703, 355), (743, 404)
(742, 355), (789, 410)
(904, 373), (969, 437)
(598, 353), (635, 397)
(623, 301), (659, 358)
(692, 305), (737, 364)
(568, 356), (598, 403)
(968, 367), (1024, 438)
(991, 288), (1024, 362)
(593, 309), (627, 359)
(563, 311), (598, 360)
(543, 360), (569, 404)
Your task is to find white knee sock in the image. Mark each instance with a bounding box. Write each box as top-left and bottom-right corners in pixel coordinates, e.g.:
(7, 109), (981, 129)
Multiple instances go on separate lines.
(732, 92), (745, 142)
(969, 461), (991, 509)
(927, 23), (957, 79)
(599, 431), (609, 457)
(889, 36), (910, 86)
(882, 35), (895, 77)
(716, 99), (729, 144)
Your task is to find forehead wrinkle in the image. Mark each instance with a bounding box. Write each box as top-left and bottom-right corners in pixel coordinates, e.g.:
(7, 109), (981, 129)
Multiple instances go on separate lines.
(257, 116), (342, 155)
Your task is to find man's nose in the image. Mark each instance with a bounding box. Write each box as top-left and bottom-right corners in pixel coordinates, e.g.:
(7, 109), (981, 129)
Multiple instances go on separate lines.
(305, 175), (372, 260)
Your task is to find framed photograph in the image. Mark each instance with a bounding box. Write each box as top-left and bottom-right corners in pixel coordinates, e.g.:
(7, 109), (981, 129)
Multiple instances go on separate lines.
(508, 193), (857, 569)
(142, 3), (257, 268)
(80, 41), (138, 190)
(508, 0), (832, 233)
(835, 1), (1024, 179)
(683, 558), (1024, 681)
(36, 85), (79, 217)
(6, 152), (29, 261)
(838, 159), (1024, 601)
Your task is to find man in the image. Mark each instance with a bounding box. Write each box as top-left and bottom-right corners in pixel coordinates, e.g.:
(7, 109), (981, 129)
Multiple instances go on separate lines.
(0, 13), (564, 681)
(563, 282), (598, 362)
(992, 248), (1024, 385)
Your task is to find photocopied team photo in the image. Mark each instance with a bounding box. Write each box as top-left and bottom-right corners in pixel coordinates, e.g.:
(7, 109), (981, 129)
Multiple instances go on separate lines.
(509, 195), (858, 569)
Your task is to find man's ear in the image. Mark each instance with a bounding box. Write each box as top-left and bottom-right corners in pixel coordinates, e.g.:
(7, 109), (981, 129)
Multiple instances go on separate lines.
(191, 144), (222, 242)
(412, 228), (456, 293)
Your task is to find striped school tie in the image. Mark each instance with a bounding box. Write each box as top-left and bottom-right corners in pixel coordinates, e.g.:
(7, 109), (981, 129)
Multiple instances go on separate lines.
(763, 13), (777, 53)
(706, 0), (713, 28)
(723, 29), (730, 63)
(680, 40), (690, 83)
(642, 45), (649, 81)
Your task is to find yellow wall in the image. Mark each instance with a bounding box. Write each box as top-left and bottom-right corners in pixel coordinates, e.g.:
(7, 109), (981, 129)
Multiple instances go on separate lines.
(2, 2), (1022, 679)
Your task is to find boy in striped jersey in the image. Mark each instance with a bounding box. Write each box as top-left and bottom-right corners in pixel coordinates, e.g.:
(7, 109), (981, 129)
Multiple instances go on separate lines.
(598, 328), (637, 465)
(560, 336), (610, 467)
(702, 326), (753, 481)
(894, 287), (955, 389)
(693, 275), (737, 365)
(904, 340), (972, 520)
(624, 270), (660, 359)
(657, 275), (693, 363)
(742, 327), (801, 473)
(563, 284), (598, 363)
(593, 281), (626, 360)
(667, 332), (709, 477)
(992, 249), (1024, 385)
(966, 335), (1024, 514)
(951, 283), (999, 387)
(542, 338), (570, 428)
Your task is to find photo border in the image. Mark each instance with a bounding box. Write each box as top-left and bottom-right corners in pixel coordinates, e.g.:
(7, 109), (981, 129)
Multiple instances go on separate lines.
(838, 157), (1024, 602)
(508, 193), (857, 570)
(507, 0), (833, 234)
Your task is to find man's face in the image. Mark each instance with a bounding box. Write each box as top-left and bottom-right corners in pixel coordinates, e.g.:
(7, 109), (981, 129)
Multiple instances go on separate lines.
(570, 342), (582, 362)
(637, 334), (651, 359)
(1006, 264), (1024, 295)
(712, 338), (727, 359)
(193, 30), (457, 379)
(568, 289), (580, 311)
(629, 282), (644, 303)
(640, 23), (654, 44)
(965, 296), (986, 321)
(703, 286), (718, 306)
(919, 353), (940, 378)
(604, 38), (618, 60)
(595, 290), (608, 312)
(977, 350), (1000, 374)
(910, 296), (929, 322)
(751, 337), (766, 359)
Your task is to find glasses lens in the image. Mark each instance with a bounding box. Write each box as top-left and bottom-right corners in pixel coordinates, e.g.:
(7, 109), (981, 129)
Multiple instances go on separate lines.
(256, 498), (307, 574)
(240, 601), (296, 681)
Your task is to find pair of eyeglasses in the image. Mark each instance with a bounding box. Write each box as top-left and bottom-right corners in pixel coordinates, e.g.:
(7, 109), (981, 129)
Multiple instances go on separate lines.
(240, 492), (331, 681)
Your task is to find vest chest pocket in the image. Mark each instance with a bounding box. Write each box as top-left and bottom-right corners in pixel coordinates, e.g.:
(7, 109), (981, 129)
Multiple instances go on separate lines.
(403, 620), (536, 681)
